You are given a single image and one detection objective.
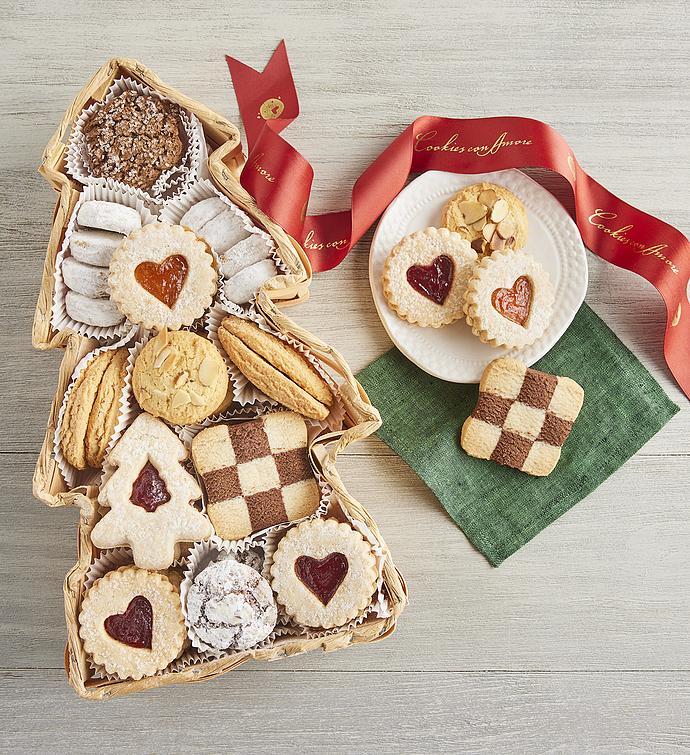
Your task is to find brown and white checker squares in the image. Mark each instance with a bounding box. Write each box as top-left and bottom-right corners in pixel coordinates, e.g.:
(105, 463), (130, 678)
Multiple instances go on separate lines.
(460, 358), (584, 476)
(191, 411), (321, 540)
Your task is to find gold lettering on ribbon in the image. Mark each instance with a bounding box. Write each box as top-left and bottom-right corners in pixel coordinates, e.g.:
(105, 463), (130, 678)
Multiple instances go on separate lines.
(304, 230), (349, 251)
(414, 130), (532, 156)
(587, 209), (679, 275)
(250, 152), (276, 183)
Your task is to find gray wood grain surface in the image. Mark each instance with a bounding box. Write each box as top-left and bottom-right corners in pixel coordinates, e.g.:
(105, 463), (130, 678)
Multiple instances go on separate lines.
(2, 0), (689, 752)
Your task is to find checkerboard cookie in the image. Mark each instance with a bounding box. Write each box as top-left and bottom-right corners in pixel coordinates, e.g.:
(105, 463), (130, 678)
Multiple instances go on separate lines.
(109, 223), (218, 330)
(460, 358), (584, 476)
(191, 411), (321, 540)
(464, 250), (554, 349)
(382, 227), (477, 328)
(270, 518), (378, 629)
(442, 182), (528, 255)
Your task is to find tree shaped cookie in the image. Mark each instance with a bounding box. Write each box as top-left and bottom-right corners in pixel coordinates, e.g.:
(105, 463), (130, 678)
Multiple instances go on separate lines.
(91, 412), (213, 569)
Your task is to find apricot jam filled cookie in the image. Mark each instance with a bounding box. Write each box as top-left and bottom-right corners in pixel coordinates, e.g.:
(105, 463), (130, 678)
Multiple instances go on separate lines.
(109, 223), (217, 330)
(270, 518), (377, 629)
(464, 250), (554, 349)
(382, 227), (477, 327)
(442, 182), (528, 256)
(78, 566), (186, 680)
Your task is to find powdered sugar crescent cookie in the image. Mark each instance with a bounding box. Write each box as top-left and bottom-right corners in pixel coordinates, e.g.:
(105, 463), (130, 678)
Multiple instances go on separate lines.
(78, 566), (186, 680)
(442, 182), (528, 255)
(109, 223), (218, 330)
(464, 250), (554, 349)
(382, 227), (477, 328)
(270, 518), (377, 629)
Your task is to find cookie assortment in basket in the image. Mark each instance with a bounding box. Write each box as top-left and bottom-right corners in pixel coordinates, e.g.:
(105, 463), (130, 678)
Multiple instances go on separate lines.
(32, 58), (406, 700)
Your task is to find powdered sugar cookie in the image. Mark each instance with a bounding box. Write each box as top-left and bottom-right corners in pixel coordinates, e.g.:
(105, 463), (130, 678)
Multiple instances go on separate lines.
(65, 290), (125, 328)
(109, 223), (217, 330)
(223, 258), (277, 305)
(270, 518), (377, 629)
(464, 250), (554, 349)
(77, 200), (142, 236)
(382, 227), (477, 328)
(62, 257), (110, 298)
(442, 182), (528, 255)
(180, 196), (227, 232)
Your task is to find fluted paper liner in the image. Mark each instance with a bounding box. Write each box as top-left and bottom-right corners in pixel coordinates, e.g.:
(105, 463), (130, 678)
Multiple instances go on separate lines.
(66, 76), (203, 203)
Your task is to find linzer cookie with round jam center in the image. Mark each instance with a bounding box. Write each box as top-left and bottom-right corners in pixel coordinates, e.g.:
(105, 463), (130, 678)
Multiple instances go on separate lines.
(109, 223), (217, 330)
(270, 518), (377, 629)
(464, 250), (554, 348)
(91, 413), (213, 570)
(461, 357), (584, 476)
(442, 182), (528, 256)
(78, 566), (186, 680)
(191, 411), (321, 541)
(132, 330), (229, 426)
(382, 227), (477, 328)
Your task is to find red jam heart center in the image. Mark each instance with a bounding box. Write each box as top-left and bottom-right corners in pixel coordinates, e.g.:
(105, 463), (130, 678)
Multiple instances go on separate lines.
(134, 254), (188, 308)
(492, 275), (532, 326)
(406, 255), (455, 305)
(130, 461), (170, 512)
(104, 595), (153, 649)
(295, 553), (349, 605)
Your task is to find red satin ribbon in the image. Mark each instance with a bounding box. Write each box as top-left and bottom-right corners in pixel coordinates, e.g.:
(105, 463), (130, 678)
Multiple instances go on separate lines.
(226, 42), (690, 400)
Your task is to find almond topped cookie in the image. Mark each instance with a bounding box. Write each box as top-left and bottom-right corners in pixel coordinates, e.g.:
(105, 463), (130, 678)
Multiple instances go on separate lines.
(109, 223), (217, 330)
(382, 227), (477, 328)
(442, 182), (528, 256)
(464, 250), (554, 349)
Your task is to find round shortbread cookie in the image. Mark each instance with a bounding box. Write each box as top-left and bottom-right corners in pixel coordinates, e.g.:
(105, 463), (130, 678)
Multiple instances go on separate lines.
(133, 330), (229, 426)
(442, 182), (528, 256)
(382, 227), (477, 328)
(463, 250), (554, 349)
(109, 223), (218, 331)
(78, 566), (186, 681)
(270, 518), (378, 629)
(65, 290), (125, 328)
(77, 200), (142, 236)
(62, 257), (110, 298)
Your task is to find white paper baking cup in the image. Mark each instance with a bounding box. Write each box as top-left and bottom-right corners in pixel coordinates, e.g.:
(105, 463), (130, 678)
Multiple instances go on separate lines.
(53, 327), (138, 489)
(159, 177), (288, 313)
(66, 76), (203, 202)
(51, 182), (157, 343)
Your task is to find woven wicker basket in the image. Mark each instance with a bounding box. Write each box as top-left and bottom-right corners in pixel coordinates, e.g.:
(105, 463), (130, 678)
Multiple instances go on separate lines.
(33, 59), (408, 698)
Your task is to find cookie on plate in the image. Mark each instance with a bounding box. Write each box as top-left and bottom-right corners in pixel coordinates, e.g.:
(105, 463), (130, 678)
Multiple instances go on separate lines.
(60, 347), (128, 470)
(191, 411), (321, 540)
(270, 518), (378, 629)
(382, 227), (477, 328)
(91, 413), (213, 569)
(442, 182), (528, 255)
(217, 315), (333, 421)
(109, 223), (217, 330)
(463, 250), (554, 349)
(78, 566), (186, 680)
(132, 330), (229, 425)
(460, 357), (584, 476)
(185, 558), (277, 651)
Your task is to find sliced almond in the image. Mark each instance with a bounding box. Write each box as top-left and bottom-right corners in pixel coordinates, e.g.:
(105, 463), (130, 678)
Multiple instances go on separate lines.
(471, 219), (486, 231)
(459, 201), (487, 225)
(170, 389), (190, 409)
(187, 388), (206, 406)
(482, 223), (497, 241)
(491, 199), (509, 223)
(154, 346), (172, 370)
(490, 235), (507, 251)
(496, 218), (516, 239)
(477, 189), (498, 208)
(151, 388), (167, 400)
(198, 356), (218, 387)
(174, 371), (188, 388)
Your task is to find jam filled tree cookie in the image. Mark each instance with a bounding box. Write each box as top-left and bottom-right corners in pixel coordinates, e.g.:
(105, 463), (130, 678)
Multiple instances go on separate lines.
(442, 182), (528, 255)
(382, 227), (477, 328)
(463, 250), (554, 349)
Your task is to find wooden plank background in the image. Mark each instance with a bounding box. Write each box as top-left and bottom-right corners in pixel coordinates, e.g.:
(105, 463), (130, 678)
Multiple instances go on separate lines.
(1, 0), (689, 751)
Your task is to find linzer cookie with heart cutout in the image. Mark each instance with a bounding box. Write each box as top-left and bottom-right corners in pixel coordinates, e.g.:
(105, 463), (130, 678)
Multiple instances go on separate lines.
(464, 250), (554, 348)
(78, 566), (186, 680)
(109, 223), (218, 330)
(270, 518), (377, 629)
(382, 226), (477, 327)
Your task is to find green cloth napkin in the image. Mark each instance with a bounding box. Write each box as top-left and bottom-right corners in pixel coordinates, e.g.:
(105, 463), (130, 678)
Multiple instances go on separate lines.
(357, 304), (679, 566)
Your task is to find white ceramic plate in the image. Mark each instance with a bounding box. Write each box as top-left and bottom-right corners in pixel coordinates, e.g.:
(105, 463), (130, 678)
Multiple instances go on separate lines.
(369, 169), (588, 383)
